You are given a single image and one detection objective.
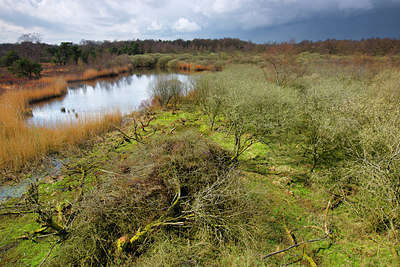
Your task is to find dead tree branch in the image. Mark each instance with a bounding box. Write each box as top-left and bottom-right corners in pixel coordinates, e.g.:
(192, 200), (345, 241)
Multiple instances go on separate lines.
(263, 231), (331, 259)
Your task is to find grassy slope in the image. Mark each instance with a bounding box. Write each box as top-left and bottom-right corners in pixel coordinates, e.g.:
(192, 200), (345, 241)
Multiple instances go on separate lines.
(0, 109), (398, 266)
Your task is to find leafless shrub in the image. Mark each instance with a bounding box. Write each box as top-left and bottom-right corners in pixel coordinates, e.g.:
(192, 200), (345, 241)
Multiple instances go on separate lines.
(50, 131), (253, 265)
(147, 75), (184, 109)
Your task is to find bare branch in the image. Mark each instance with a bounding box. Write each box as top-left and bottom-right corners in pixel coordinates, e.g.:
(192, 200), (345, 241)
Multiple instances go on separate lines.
(263, 231), (331, 259)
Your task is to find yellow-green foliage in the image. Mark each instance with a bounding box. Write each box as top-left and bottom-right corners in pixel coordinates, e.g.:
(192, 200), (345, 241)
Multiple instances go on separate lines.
(167, 58), (180, 69)
(130, 54), (159, 68)
(195, 62), (400, 239)
(157, 55), (174, 68)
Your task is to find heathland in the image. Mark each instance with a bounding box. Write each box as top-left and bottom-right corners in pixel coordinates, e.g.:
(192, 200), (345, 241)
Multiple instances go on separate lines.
(0, 38), (400, 265)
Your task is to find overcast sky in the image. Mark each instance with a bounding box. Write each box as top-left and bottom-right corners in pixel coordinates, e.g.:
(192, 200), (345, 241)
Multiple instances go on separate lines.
(0, 0), (399, 44)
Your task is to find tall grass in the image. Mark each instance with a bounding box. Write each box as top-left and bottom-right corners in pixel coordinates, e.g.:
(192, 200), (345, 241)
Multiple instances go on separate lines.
(65, 65), (133, 82)
(0, 78), (122, 174)
(24, 78), (67, 104)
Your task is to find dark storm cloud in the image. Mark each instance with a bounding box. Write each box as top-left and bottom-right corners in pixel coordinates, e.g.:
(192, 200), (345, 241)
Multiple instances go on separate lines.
(232, 4), (400, 43)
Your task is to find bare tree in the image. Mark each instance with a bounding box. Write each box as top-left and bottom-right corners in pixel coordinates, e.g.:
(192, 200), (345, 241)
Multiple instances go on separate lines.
(17, 33), (43, 62)
(147, 75), (184, 109)
(264, 40), (304, 86)
(18, 33), (42, 44)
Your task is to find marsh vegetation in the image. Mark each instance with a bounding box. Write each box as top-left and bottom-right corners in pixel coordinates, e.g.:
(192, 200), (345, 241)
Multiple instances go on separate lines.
(1, 39), (400, 265)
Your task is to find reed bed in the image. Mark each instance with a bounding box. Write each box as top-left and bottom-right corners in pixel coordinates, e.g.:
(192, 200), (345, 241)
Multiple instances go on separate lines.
(0, 78), (122, 174)
(24, 78), (67, 104)
(65, 65), (133, 82)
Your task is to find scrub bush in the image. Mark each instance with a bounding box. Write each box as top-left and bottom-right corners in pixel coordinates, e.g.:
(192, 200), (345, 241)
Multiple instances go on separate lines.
(51, 131), (253, 265)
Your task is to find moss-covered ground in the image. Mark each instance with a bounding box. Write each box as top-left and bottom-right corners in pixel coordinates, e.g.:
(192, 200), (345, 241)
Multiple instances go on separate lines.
(0, 109), (398, 266)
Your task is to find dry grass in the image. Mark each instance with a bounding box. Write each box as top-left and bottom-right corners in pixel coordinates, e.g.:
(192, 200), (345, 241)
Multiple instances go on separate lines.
(23, 78), (67, 104)
(0, 78), (122, 174)
(65, 65), (133, 82)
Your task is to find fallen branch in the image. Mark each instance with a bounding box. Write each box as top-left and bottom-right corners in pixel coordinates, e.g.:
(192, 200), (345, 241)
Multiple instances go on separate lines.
(98, 169), (122, 176)
(18, 227), (49, 240)
(0, 210), (34, 216)
(117, 189), (185, 253)
(39, 238), (62, 267)
(25, 183), (66, 234)
(283, 223), (317, 266)
(139, 115), (155, 131)
(74, 167), (86, 203)
(263, 231), (331, 259)
(264, 197), (334, 260)
(324, 195), (334, 234)
(113, 126), (133, 143)
(169, 125), (177, 135)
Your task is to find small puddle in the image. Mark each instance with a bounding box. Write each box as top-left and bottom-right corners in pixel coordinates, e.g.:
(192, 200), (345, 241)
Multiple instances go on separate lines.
(0, 157), (64, 204)
(0, 177), (38, 204)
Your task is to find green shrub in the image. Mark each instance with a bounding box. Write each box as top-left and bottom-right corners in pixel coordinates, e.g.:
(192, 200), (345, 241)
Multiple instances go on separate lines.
(130, 54), (157, 68)
(176, 53), (193, 61)
(1, 51), (19, 67)
(195, 73), (227, 130)
(195, 65), (299, 158)
(167, 59), (180, 69)
(295, 74), (364, 171)
(8, 58), (42, 78)
(347, 69), (400, 234)
(157, 55), (173, 68)
(213, 60), (226, 71)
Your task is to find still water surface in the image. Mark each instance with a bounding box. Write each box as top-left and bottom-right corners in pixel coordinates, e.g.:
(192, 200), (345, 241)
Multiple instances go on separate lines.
(28, 72), (190, 127)
(0, 72), (191, 202)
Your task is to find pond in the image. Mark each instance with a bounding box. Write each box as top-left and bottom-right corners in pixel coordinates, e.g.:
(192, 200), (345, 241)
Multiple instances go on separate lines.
(1, 72), (193, 203)
(28, 71), (191, 127)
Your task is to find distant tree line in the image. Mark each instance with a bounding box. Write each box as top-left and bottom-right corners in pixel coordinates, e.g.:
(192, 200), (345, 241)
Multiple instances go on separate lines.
(297, 38), (400, 56)
(0, 37), (398, 60)
(1, 36), (399, 78)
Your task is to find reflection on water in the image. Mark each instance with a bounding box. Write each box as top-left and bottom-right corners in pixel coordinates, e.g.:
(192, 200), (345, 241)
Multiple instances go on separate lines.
(28, 72), (190, 127)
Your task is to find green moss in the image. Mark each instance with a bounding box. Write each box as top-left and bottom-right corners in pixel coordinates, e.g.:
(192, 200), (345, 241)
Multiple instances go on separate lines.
(0, 214), (56, 266)
(15, 239), (56, 266)
(0, 215), (37, 242)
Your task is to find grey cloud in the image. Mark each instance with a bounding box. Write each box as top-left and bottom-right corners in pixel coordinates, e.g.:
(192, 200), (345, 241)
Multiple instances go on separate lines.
(0, 0), (399, 43)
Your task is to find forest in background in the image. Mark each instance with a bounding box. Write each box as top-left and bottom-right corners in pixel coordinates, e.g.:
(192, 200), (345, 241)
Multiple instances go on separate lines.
(1, 36), (399, 64)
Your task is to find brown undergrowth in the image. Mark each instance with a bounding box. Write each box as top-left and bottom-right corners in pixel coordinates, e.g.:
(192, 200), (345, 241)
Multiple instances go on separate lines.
(49, 130), (254, 265)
